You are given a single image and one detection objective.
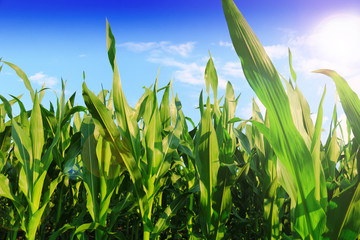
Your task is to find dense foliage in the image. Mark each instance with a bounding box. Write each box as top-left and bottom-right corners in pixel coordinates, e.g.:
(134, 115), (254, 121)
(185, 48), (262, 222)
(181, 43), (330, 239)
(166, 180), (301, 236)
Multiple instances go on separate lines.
(0, 0), (359, 239)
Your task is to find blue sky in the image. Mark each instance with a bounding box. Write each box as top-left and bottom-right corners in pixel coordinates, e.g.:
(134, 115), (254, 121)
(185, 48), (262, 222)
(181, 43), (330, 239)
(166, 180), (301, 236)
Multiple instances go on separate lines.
(1, 0), (360, 139)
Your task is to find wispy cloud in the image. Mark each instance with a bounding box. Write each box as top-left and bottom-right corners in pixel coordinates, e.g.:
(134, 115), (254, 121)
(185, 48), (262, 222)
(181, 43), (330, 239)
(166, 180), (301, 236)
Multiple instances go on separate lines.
(219, 41), (234, 49)
(79, 54), (87, 58)
(264, 44), (288, 60)
(282, 18), (360, 94)
(148, 57), (204, 85)
(148, 57), (228, 89)
(29, 72), (58, 87)
(222, 62), (244, 77)
(118, 41), (196, 57)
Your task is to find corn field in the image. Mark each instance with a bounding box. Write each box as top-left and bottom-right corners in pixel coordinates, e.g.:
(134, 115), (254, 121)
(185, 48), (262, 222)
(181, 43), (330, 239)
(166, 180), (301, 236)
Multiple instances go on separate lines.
(0, 0), (359, 239)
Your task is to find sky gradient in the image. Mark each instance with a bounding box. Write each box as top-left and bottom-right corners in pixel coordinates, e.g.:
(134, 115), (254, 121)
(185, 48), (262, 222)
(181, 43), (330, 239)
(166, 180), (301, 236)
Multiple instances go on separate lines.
(1, 0), (360, 139)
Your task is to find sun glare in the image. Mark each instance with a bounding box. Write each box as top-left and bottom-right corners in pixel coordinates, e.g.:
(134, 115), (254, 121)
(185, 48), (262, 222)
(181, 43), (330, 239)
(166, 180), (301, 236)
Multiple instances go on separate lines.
(312, 14), (360, 63)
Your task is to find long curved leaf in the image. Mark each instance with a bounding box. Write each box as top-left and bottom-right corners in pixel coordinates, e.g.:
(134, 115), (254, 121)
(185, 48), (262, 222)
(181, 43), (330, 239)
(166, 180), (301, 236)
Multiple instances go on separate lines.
(195, 97), (220, 238)
(0, 61), (34, 101)
(82, 82), (148, 217)
(222, 0), (326, 238)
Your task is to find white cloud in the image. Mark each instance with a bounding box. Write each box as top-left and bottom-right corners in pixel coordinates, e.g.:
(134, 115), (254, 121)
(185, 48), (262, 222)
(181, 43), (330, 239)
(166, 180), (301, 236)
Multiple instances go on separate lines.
(218, 77), (228, 90)
(219, 41), (234, 49)
(222, 62), (244, 77)
(148, 57), (229, 90)
(282, 17), (360, 95)
(118, 41), (196, 57)
(119, 42), (159, 52)
(264, 44), (288, 60)
(149, 57), (205, 85)
(166, 42), (196, 57)
(79, 54), (87, 58)
(29, 72), (58, 87)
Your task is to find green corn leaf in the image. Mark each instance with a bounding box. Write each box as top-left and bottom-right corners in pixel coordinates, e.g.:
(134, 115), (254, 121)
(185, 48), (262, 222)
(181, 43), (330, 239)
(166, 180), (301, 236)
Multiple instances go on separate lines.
(99, 188), (116, 225)
(222, 82), (237, 131)
(283, 79), (310, 147)
(96, 136), (121, 226)
(204, 53), (218, 99)
(82, 81), (149, 223)
(12, 119), (33, 195)
(30, 93), (44, 183)
(27, 203), (48, 240)
(73, 222), (100, 236)
(10, 95), (30, 130)
(48, 224), (76, 240)
(73, 111), (82, 133)
(0, 151), (5, 171)
(106, 19), (141, 162)
(61, 106), (87, 128)
(42, 175), (63, 206)
(204, 53), (220, 119)
(160, 82), (171, 129)
(0, 61), (35, 101)
(310, 87), (328, 211)
(324, 181), (360, 239)
(18, 167), (29, 201)
(39, 83), (46, 103)
(212, 163), (233, 239)
(324, 125), (340, 180)
(63, 132), (82, 164)
(96, 135), (112, 178)
(222, 0), (326, 238)
(288, 48), (297, 83)
(97, 89), (109, 105)
(195, 97), (220, 238)
(71, 222), (125, 240)
(310, 86), (326, 153)
(83, 178), (98, 222)
(151, 192), (189, 237)
(314, 69), (360, 239)
(221, 81), (237, 159)
(156, 100), (183, 181)
(0, 95), (13, 119)
(0, 174), (15, 201)
(296, 86), (314, 138)
(233, 128), (251, 156)
(134, 91), (149, 122)
(0, 125), (12, 154)
(82, 84), (119, 145)
(32, 171), (47, 211)
(81, 116), (99, 222)
(314, 69), (360, 141)
(170, 80), (177, 126)
(199, 90), (204, 117)
(147, 100), (163, 177)
(264, 178), (282, 240)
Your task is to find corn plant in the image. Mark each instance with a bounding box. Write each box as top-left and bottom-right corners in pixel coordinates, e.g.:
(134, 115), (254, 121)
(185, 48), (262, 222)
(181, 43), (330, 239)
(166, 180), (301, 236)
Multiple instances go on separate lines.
(312, 69), (360, 239)
(1, 2), (360, 238)
(0, 61), (66, 239)
(81, 20), (188, 240)
(193, 54), (239, 239)
(222, 0), (360, 239)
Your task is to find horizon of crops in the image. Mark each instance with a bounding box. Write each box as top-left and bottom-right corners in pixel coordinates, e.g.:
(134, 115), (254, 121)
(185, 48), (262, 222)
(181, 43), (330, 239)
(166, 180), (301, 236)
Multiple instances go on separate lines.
(0, 0), (360, 239)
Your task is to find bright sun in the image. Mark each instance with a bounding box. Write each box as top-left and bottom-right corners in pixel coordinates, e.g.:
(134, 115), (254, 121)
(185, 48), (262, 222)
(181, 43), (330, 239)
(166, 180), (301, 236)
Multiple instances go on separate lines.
(312, 14), (360, 62)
